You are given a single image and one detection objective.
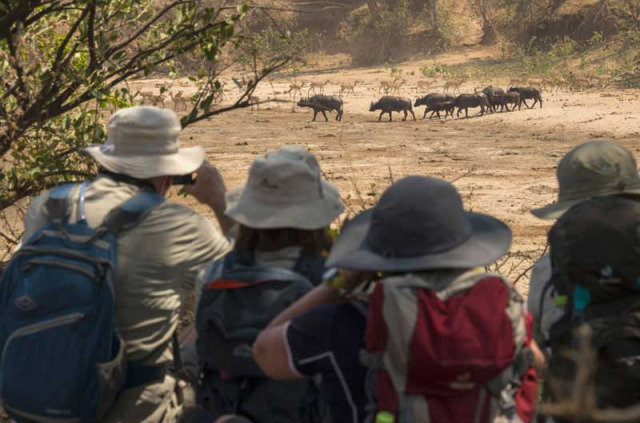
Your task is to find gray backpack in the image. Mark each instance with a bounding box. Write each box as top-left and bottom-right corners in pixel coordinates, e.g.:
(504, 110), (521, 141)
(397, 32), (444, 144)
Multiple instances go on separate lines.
(195, 252), (327, 423)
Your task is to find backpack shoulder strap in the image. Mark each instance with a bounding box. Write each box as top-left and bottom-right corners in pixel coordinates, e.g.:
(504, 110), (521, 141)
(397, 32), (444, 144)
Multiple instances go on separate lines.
(102, 190), (164, 233)
(45, 183), (80, 222)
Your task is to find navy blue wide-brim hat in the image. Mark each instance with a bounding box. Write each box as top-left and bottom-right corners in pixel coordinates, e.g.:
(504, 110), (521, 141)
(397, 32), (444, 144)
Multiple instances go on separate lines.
(327, 176), (512, 272)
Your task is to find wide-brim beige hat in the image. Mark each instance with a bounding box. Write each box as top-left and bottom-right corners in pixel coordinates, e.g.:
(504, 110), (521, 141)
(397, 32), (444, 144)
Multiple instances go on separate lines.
(83, 106), (205, 179)
(532, 140), (640, 220)
(225, 146), (345, 230)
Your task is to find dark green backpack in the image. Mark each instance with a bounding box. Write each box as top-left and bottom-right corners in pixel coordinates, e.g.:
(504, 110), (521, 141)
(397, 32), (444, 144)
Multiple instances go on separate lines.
(545, 197), (640, 413)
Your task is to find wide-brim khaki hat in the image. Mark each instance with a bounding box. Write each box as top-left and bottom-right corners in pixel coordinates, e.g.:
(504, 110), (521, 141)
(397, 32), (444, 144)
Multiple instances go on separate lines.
(83, 106), (205, 179)
(225, 146), (345, 230)
(532, 141), (640, 220)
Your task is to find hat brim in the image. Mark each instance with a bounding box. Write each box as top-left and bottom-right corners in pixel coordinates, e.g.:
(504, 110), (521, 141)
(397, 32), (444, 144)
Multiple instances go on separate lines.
(225, 180), (345, 230)
(531, 185), (640, 220)
(82, 145), (205, 179)
(326, 210), (512, 272)
(530, 198), (585, 220)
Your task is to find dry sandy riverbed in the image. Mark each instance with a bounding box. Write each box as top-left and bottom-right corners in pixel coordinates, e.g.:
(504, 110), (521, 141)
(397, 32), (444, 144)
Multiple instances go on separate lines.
(152, 74), (640, 296)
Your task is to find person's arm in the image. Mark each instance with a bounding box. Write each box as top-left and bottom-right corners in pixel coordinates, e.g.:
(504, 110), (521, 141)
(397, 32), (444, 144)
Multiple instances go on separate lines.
(253, 324), (302, 380)
(269, 269), (370, 327)
(253, 270), (368, 380)
(529, 339), (546, 374)
(268, 284), (341, 328)
(184, 161), (235, 237)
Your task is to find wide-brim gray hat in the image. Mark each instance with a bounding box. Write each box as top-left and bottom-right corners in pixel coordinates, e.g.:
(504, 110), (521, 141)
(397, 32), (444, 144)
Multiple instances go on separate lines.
(532, 141), (640, 220)
(83, 106), (205, 179)
(225, 145), (345, 230)
(327, 176), (512, 272)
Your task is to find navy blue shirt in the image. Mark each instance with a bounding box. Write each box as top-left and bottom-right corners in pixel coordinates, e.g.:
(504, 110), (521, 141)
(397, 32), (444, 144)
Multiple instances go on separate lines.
(285, 302), (368, 423)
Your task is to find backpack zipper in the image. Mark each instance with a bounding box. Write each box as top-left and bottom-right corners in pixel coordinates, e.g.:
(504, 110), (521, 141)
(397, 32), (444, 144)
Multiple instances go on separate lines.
(21, 259), (97, 281)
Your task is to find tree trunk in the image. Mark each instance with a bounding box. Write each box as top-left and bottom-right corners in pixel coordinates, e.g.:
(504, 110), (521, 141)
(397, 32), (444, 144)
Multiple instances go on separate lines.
(367, 0), (381, 19)
(432, 0), (439, 32)
(481, 20), (497, 44)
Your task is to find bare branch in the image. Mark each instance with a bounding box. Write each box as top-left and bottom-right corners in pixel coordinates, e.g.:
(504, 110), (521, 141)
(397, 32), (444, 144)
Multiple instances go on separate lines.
(86, 0), (98, 70)
(51, 5), (90, 74)
(0, 0), (46, 41)
(104, 0), (190, 57)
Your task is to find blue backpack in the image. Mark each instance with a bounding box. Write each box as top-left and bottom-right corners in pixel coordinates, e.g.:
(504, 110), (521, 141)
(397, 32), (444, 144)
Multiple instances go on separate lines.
(0, 182), (163, 423)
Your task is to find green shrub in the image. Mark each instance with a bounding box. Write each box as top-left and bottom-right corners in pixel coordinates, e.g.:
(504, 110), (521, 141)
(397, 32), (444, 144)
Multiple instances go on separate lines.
(420, 63), (452, 77)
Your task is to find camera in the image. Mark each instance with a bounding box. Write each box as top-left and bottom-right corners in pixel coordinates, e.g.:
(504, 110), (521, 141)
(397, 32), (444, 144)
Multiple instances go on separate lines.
(171, 174), (196, 185)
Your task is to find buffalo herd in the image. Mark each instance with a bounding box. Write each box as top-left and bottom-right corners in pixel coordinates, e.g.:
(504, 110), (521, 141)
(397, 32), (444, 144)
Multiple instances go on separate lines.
(297, 86), (543, 122)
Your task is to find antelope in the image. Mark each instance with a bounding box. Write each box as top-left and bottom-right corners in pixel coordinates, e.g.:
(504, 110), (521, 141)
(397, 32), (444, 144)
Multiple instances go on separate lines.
(508, 78), (524, 88)
(338, 80), (362, 96)
(150, 94), (165, 107)
(553, 79), (570, 93)
(569, 73), (591, 91)
(390, 77), (406, 94)
(133, 89), (155, 105)
(416, 79), (437, 91)
(154, 81), (174, 92)
(169, 91), (189, 112)
(379, 76), (402, 94)
(286, 81), (305, 98)
(232, 76), (248, 93)
(588, 75), (608, 89)
(527, 78), (544, 90)
(443, 78), (464, 94)
(308, 80), (331, 95)
(379, 76), (405, 94)
(248, 95), (260, 111)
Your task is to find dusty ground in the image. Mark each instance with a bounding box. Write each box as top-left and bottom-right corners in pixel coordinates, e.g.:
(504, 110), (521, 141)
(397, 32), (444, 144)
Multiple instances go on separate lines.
(135, 51), (640, 297)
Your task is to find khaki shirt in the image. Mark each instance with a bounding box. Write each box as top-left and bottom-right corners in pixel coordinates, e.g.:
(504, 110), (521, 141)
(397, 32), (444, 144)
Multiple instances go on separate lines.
(23, 176), (231, 422)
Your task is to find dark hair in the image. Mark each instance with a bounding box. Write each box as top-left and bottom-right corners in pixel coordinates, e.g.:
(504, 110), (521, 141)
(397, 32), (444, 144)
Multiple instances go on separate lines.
(99, 168), (156, 190)
(234, 225), (331, 256)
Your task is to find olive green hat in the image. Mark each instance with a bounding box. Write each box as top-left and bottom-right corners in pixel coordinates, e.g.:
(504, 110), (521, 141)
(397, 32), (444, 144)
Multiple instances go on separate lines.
(531, 141), (640, 220)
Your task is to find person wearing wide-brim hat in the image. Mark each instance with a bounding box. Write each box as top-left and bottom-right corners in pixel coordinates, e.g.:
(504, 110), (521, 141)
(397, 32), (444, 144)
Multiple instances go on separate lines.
(527, 140), (640, 345)
(194, 144), (345, 292)
(253, 176), (544, 423)
(324, 176), (511, 272)
(193, 145), (344, 423)
(22, 106), (234, 423)
(224, 145), (344, 232)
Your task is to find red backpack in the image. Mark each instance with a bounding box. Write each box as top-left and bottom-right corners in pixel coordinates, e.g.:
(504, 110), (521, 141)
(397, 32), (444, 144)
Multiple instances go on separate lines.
(361, 270), (537, 423)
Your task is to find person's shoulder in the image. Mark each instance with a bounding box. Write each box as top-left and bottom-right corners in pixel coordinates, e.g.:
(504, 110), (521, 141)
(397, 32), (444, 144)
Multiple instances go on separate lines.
(152, 199), (210, 224)
(27, 191), (50, 216)
(293, 301), (366, 333)
(144, 199), (219, 239)
(23, 190), (55, 240)
(529, 254), (552, 286)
